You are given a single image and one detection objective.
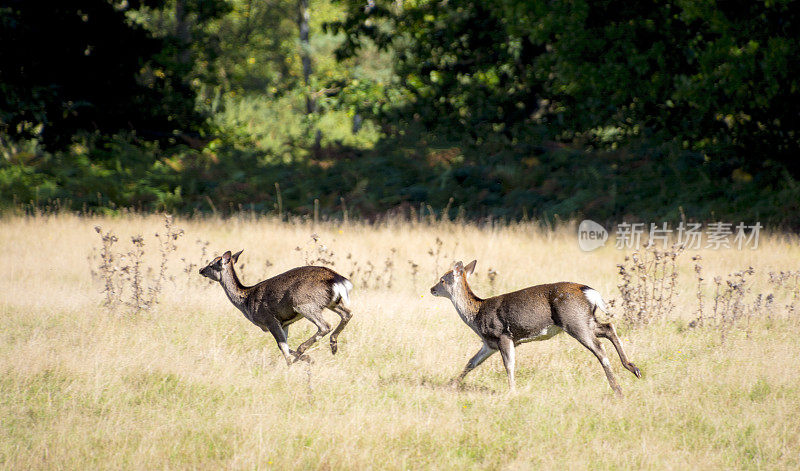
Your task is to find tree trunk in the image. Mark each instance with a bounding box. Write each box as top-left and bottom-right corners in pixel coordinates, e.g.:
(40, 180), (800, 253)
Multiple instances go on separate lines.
(298, 0), (314, 114)
(175, 0), (192, 67)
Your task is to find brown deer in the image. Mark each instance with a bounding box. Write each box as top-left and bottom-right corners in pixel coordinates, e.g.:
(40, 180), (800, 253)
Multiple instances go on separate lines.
(200, 250), (353, 365)
(430, 260), (641, 395)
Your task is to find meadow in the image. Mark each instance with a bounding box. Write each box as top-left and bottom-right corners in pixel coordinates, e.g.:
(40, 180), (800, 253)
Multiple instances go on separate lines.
(1, 212), (799, 469)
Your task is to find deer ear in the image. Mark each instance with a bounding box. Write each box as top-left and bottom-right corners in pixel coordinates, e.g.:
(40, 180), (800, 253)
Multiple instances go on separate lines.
(453, 261), (464, 274)
(464, 260), (477, 277)
(231, 250), (243, 264)
(222, 251), (231, 262)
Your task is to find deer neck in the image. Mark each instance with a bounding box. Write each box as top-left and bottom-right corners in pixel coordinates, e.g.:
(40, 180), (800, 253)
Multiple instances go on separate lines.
(219, 266), (249, 311)
(450, 279), (483, 329)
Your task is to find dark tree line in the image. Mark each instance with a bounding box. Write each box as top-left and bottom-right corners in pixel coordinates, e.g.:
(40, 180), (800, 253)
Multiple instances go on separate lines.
(1, 0), (799, 223)
(0, 0), (228, 147)
(329, 0), (800, 175)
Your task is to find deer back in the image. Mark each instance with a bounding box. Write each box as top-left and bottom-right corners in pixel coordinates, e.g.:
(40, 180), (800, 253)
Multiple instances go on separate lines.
(247, 266), (343, 317)
(475, 282), (590, 341)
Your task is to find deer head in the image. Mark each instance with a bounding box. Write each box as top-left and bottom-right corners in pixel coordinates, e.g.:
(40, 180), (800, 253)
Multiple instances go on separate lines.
(430, 260), (476, 299)
(199, 250), (243, 282)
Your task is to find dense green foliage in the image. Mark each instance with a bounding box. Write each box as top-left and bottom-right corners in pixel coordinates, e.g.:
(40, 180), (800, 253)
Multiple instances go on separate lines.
(1, 0), (799, 225)
(330, 0), (800, 174)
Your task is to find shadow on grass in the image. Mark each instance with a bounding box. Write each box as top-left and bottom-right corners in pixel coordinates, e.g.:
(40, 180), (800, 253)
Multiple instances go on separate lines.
(378, 372), (500, 394)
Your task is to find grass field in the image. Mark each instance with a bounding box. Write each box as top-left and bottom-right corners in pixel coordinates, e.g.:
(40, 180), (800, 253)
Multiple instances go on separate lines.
(1, 213), (799, 469)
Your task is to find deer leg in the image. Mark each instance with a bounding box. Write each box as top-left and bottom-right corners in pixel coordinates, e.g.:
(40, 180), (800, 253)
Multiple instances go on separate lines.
(568, 329), (623, 396)
(281, 324), (296, 355)
(263, 316), (297, 366)
(293, 306), (331, 358)
(454, 343), (496, 384)
(498, 334), (517, 392)
(278, 324), (310, 361)
(595, 322), (641, 378)
(327, 305), (352, 355)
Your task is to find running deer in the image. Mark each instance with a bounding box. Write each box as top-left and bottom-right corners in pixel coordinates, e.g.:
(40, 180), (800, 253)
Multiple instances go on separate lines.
(199, 250), (354, 365)
(430, 260), (641, 395)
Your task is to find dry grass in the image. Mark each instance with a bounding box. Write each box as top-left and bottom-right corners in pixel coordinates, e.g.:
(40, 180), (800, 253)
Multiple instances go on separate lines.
(1, 213), (799, 469)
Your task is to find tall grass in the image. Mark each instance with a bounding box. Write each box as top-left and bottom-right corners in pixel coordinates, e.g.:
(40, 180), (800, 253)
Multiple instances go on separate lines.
(1, 213), (799, 469)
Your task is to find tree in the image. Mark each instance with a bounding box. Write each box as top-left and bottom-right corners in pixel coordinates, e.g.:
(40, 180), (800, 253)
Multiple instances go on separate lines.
(328, 0), (547, 139)
(330, 0), (800, 175)
(0, 0), (211, 148)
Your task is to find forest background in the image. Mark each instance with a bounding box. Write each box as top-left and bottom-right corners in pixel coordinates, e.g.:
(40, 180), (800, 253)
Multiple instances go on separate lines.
(2, 0), (799, 225)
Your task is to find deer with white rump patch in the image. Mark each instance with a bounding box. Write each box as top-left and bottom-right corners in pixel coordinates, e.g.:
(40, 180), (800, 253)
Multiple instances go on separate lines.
(430, 260), (641, 395)
(200, 250), (354, 365)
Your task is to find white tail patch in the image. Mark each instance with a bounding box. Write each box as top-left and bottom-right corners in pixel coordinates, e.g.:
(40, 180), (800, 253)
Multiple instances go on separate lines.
(582, 288), (608, 313)
(332, 279), (353, 307)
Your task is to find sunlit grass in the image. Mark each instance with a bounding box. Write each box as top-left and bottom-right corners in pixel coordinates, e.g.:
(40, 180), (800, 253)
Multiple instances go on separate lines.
(1, 213), (799, 469)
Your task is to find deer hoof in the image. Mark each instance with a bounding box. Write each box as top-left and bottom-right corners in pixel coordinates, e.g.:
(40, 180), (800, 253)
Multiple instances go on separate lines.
(330, 340), (338, 355)
(295, 354), (313, 364)
(289, 349), (313, 364)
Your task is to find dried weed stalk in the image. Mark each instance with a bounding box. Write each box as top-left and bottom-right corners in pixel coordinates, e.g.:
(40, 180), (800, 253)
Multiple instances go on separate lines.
(487, 268), (498, 295)
(711, 267), (755, 343)
(94, 226), (120, 307)
(616, 243), (684, 326)
(296, 233), (335, 267)
(768, 270), (800, 320)
(93, 214), (183, 314)
(689, 266), (775, 343)
(408, 260), (420, 288)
